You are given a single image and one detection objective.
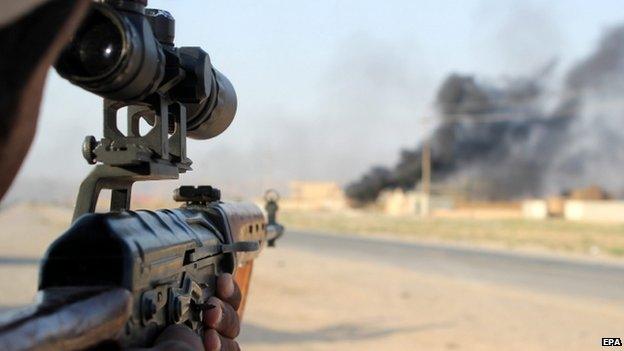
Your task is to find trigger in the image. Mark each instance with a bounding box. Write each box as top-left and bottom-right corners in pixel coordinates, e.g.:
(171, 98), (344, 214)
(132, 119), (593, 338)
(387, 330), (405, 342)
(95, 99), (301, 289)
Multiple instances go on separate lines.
(221, 241), (259, 253)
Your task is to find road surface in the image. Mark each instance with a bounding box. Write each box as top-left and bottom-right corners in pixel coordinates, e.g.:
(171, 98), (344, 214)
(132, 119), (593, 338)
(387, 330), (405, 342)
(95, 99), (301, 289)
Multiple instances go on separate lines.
(239, 230), (624, 351)
(281, 230), (624, 304)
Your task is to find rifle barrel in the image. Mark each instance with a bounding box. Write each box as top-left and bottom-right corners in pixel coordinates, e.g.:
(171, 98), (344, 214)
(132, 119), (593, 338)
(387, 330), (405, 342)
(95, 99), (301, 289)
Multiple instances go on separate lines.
(0, 288), (132, 351)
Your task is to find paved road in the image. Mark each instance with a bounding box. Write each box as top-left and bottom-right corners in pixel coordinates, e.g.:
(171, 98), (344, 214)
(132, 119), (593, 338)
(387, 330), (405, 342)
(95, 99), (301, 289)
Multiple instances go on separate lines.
(283, 231), (624, 304)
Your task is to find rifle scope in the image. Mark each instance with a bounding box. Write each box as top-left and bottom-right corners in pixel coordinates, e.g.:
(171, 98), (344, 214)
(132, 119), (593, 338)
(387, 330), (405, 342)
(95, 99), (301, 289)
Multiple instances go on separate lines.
(55, 0), (236, 140)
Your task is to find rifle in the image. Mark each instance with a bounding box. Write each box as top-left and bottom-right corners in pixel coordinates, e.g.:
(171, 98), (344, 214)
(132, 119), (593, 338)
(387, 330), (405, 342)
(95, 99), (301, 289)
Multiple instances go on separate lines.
(0, 0), (284, 349)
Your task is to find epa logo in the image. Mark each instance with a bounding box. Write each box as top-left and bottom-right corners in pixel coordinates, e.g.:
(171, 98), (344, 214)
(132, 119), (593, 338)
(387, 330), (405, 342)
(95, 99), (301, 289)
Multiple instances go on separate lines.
(603, 338), (623, 347)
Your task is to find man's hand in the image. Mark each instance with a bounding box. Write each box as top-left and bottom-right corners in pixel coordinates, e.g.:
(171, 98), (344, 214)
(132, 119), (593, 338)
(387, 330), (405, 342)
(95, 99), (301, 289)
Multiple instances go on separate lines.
(203, 273), (242, 351)
(148, 274), (242, 351)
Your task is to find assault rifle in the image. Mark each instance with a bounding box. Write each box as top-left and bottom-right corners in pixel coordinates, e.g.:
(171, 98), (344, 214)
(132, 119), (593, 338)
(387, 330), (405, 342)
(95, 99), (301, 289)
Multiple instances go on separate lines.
(0, 0), (283, 349)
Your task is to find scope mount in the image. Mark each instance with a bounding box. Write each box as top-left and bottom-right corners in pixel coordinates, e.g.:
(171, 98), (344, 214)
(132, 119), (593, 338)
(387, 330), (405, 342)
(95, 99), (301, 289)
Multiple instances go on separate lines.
(73, 94), (192, 222)
(66, 1), (236, 222)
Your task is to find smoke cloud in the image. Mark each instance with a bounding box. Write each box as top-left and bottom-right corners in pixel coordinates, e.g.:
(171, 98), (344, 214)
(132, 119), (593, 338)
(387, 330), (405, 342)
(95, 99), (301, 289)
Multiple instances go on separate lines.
(346, 24), (624, 203)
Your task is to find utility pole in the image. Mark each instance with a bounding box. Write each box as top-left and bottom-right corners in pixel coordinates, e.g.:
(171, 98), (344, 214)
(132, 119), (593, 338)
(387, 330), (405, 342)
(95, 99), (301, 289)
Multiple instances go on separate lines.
(421, 140), (431, 217)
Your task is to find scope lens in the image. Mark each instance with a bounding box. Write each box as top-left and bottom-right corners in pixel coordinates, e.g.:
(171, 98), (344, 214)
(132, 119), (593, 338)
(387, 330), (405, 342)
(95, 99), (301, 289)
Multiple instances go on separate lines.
(77, 21), (122, 77)
(56, 6), (125, 80)
(56, 3), (166, 101)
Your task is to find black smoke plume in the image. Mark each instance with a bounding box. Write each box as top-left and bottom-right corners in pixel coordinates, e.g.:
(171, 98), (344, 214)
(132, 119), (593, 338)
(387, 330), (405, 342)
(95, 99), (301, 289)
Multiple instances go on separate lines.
(346, 24), (624, 204)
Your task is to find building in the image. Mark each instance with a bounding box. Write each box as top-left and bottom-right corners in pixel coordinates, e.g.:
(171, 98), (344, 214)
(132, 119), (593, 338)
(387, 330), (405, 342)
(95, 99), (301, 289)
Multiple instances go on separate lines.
(521, 186), (624, 223)
(378, 189), (418, 216)
(281, 181), (347, 211)
(564, 200), (624, 223)
(377, 189), (456, 216)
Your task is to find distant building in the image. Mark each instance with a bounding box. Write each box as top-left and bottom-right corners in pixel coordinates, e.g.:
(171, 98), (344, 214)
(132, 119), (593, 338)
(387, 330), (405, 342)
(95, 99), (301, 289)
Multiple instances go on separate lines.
(281, 181), (347, 211)
(522, 186), (624, 223)
(378, 189), (418, 216)
(522, 200), (549, 220)
(566, 185), (611, 200)
(377, 189), (455, 216)
(522, 197), (566, 219)
(564, 201), (624, 223)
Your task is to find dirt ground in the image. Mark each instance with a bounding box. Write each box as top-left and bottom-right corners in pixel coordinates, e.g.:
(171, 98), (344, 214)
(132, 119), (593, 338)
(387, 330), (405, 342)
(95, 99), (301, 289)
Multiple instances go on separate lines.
(0, 204), (622, 350)
(240, 246), (624, 351)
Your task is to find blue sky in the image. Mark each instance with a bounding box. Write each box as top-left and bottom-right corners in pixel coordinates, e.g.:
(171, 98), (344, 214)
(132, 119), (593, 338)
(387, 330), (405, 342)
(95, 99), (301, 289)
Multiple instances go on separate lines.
(8, 0), (624, 201)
